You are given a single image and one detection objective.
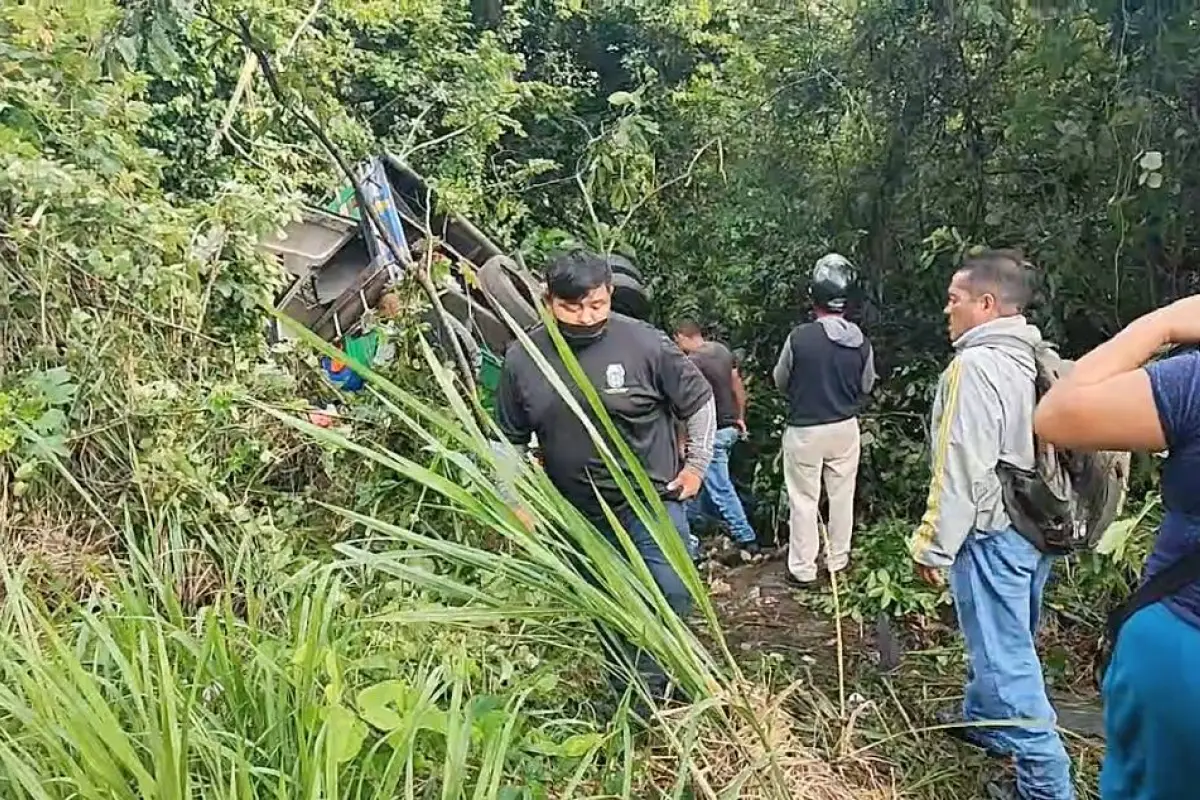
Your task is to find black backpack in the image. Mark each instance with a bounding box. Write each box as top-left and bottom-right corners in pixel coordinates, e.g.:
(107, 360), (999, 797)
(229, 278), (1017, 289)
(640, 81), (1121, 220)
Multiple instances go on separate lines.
(997, 343), (1132, 555)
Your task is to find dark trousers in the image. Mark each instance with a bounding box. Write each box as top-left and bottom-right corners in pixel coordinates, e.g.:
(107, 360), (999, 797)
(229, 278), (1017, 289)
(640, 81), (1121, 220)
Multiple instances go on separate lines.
(585, 501), (693, 702)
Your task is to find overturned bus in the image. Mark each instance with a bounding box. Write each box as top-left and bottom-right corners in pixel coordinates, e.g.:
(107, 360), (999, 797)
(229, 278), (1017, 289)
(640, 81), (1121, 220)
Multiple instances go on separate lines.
(256, 155), (653, 403)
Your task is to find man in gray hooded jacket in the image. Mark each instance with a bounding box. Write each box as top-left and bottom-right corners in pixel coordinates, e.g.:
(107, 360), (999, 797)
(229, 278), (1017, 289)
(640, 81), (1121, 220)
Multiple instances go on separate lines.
(910, 250), (1074, 800)
(774, 254), (876, 587)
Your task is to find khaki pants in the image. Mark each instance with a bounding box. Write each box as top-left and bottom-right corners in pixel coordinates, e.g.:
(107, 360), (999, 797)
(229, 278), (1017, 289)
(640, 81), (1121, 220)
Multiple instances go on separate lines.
(782, 418), (860, 582)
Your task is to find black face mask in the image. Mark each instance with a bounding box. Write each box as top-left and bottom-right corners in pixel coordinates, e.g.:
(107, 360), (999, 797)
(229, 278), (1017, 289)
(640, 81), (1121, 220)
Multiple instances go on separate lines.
(558, 318), (608, 348)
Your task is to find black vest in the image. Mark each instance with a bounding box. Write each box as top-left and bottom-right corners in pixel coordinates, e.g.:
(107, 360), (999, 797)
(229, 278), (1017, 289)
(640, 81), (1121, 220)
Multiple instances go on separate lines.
(785, 322), (870, 427)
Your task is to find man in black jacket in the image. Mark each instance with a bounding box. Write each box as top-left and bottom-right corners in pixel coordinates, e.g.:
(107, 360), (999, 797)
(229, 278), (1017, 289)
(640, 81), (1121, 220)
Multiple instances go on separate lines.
(773, 254), (876, 587)
(495, 248), (715, 701)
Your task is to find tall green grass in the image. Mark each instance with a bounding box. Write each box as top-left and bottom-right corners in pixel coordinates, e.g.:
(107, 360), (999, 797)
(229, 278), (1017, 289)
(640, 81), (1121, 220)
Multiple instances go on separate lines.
(0, 308), (806, 798)
(249, 308), (796, 791)
(0, 527), (635, 799)
(261, 309), (740, 699)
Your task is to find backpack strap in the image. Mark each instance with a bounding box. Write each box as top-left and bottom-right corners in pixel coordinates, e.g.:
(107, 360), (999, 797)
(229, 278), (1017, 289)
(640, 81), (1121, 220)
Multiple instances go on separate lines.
(1107, 548), (1200, 645)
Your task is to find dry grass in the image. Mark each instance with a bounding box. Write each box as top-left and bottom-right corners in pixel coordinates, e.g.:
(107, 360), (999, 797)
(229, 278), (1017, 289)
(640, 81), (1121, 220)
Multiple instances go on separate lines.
(0, 503), (223, 612)
(646, 682), (896, 799)
(0, 508), (116, 603)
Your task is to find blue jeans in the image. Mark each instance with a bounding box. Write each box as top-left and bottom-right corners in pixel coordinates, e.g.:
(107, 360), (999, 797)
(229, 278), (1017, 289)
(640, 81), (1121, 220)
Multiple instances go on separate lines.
(608, 502), (692, 618)
(687, 427), (756, 544)
(950, 528), (1074, 800)
(588, 501), (693, 700)
(1102, 602), (1200, 799)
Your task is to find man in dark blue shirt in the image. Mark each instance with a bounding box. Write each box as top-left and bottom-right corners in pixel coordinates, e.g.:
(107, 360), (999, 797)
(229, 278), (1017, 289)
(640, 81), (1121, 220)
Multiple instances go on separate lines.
(1035, 296), (1200, 799)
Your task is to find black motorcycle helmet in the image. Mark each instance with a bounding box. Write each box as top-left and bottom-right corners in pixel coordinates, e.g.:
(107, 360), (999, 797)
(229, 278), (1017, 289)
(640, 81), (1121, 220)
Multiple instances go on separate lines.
(809, 253), (854, 313)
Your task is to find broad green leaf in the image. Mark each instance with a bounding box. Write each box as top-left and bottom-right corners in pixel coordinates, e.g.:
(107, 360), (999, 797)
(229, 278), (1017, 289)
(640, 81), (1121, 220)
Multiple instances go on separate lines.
(28, 367), (76, 406)
(325, 704), (367, 764)
(560, 732), (604, 757)
(1096, 518), (1136, 556)
(1097, 494), (1161, 557)
(525, 730), (604, 758)
(533, 672), (559, 694)
(607, 91), (637, 108)
(357, 680), (411, 731)
(114, 35), (138, 66)
(419, 707), (450, 735)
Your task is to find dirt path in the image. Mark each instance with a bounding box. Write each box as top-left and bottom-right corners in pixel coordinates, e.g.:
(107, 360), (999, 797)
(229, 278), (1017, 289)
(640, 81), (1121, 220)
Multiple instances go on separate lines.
(704, 551), (864, 662)
(703, 551), (1107, 797)
(705, 552), (1106, 739)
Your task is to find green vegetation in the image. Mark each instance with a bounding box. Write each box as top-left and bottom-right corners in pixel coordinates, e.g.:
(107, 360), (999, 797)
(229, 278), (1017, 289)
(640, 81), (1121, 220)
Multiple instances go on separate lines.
(0, 0), (1190, 796)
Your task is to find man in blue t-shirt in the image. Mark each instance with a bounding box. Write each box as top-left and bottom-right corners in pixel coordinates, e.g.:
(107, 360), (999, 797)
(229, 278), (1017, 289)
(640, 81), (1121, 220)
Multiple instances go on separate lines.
(1035, 298), (1200, 800)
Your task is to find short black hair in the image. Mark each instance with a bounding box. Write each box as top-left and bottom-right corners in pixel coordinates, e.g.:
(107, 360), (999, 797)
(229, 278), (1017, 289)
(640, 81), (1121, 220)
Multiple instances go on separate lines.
(544, 249), (612, 301)
(958, 248), (1034, 313)
(672, 318), (702, 338)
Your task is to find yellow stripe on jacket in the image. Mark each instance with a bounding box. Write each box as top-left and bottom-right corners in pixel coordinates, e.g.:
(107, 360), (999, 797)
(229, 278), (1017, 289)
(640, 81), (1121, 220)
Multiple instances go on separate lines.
(910, 356), (965, 562)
